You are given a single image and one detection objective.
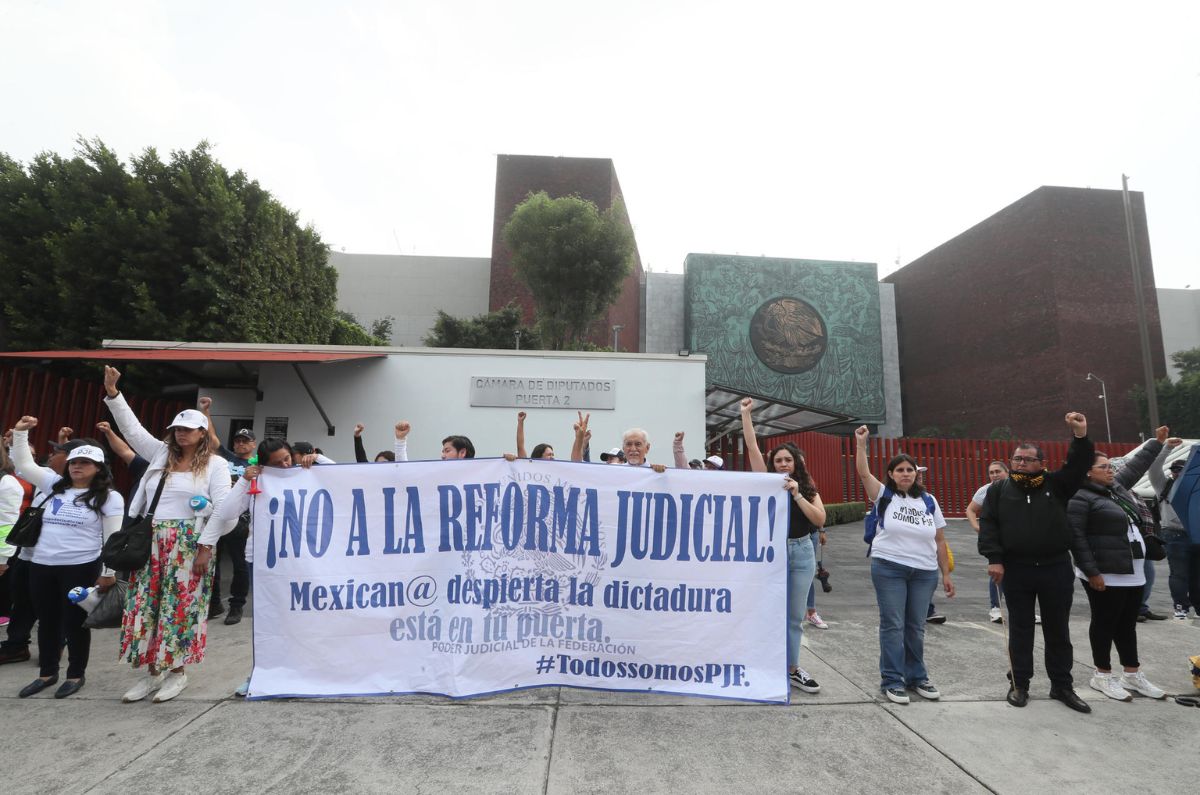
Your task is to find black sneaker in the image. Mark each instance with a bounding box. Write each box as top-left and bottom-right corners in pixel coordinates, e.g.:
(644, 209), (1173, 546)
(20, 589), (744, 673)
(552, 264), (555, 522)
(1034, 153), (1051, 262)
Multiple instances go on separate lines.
(789, 669), (821, 693)
(1006, 685), (1029, 707)
(926, 612), (946, 624)
(910, 681), (940, 700)
(224, 605), (243, 625)
(883, 687), (910, 704)
(1141, 610), (1169, 621)
(208, 600), (226, 620)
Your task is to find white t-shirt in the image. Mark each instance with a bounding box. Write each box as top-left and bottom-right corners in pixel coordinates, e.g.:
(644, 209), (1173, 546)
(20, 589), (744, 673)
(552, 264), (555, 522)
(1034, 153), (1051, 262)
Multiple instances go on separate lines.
(971, 483), (990, 508)
(29, 477), (125, 567)
(1074, 519), (1147, 587)
(140, 470), (215, 521)
(870, 491), (946, 571)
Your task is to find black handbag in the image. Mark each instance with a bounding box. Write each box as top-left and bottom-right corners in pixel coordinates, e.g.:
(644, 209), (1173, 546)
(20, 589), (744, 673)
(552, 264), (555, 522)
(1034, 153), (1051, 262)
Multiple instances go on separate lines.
(102, 474), (169, 571)
(83, 580), (129, 629)
(1142, 530), (1167, 562)
(6, 492), (54, 548)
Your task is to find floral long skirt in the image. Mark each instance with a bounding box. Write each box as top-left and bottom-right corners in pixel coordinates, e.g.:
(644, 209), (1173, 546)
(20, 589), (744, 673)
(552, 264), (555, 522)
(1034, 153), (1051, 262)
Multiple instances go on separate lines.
(120, 518), (214, 669)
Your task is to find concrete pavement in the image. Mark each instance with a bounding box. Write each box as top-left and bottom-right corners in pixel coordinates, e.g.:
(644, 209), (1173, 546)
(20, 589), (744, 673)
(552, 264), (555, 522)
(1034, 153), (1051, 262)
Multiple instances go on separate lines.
(3, 519), (1198, 794)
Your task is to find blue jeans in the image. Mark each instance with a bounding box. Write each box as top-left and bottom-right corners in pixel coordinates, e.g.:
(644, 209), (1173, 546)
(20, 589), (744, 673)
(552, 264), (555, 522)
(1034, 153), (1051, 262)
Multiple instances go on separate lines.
(871, 557), (939, 690)
(988, 578), (1001, 609)
(806, 532), (820, 610)
(787, 536), (817, 669)
(1166, 539), (1200, 609)
(1139, 558), (1155, 614)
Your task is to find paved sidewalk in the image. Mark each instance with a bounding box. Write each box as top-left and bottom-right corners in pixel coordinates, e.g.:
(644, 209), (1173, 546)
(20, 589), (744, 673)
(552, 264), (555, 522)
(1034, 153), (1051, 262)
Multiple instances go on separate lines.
(3, 520), (1197, 793)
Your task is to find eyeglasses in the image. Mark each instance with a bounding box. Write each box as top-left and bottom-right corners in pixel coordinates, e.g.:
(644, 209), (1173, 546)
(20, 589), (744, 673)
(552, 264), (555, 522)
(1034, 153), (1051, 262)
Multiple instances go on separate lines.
(1011, 456), (1043, 464)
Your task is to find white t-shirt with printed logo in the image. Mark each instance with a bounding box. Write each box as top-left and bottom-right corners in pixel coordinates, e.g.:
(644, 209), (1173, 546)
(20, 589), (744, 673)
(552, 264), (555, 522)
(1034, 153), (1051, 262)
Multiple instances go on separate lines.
(29, 480), (125, 567)
(870, 491), (946, 571)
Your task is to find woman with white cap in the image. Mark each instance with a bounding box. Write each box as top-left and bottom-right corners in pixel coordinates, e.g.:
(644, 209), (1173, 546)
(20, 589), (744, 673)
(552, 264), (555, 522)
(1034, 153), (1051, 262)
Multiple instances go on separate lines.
(8, 417), (124, 698)
(102, 366), (232, 703)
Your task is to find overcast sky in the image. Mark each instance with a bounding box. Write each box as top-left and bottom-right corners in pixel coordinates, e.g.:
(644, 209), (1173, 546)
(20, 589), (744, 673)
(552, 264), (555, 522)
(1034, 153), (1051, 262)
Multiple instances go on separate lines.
(3, 1), (1197, 287)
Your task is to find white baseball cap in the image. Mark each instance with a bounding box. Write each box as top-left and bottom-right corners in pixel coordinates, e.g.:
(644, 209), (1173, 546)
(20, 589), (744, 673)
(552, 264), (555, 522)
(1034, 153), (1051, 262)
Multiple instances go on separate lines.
(66, 445), (106, 464)
(704, 455), (725, 469)
(168, 409), (209, 430)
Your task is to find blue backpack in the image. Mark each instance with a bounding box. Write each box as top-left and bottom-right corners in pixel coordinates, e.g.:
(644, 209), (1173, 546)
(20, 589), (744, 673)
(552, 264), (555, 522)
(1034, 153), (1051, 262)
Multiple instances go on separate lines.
(863, 486), (937, 551)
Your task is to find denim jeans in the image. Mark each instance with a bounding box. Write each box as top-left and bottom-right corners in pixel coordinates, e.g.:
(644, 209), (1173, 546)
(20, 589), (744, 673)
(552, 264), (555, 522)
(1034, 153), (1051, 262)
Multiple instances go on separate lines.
(871, 556), (939, 690)
(1138, 558), (1155, 615)
(806, 532), (820, 610)
(988, 578), (1001, 609)
(787, 536), (817, 669)
(1166, 539), (1200, 610)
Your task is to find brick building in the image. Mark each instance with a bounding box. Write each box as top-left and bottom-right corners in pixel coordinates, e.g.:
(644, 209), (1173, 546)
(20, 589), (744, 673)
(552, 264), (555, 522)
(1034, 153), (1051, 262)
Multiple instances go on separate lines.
(489, 154), (643, 351)
(883, 186), (1166, 441)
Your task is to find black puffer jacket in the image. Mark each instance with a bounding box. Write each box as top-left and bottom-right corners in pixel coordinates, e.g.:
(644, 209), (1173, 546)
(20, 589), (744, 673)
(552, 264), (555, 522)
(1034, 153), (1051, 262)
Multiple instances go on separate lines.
(1068, 440), (1162, 577)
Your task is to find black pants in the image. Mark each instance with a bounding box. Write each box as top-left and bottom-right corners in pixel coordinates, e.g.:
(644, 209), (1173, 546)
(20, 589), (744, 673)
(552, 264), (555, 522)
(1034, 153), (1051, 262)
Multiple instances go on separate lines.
(1002, 560), (1075, 690)
(1082, 582), (1142, 670)
(212, 522), (249, 609)
(1, 556), (35, 651)
(28, 559), (101, 679)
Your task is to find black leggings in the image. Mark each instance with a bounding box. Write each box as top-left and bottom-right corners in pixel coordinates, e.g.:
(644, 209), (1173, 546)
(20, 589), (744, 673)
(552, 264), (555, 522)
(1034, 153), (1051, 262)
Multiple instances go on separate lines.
(28, 559), (102, 679)
(1082, 581), (1142, 671)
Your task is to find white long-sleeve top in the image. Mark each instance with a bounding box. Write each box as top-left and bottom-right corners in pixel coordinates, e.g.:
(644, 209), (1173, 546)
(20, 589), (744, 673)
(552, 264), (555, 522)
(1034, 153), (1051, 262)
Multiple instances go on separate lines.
(11, 430), (124, 577)
(103, 392), (235, 539)
(203, 475), (250, 547)
(0, 473), (25, 561)
(394, 438), (408, 462)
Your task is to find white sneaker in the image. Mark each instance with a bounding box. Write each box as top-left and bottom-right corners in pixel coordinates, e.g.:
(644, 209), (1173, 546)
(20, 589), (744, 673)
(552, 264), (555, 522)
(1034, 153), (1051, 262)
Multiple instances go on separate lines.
(153, 671), (189, 703)
(989, 607), (1003, 624)
(1034, 613), (1042, 625)
(122, 672), (164, 703)
(806, 612), (829, 629)
(1174, 605), (1189, 620)
(1120, 671), (1166, 699)
(1089, 672), (1132, 702)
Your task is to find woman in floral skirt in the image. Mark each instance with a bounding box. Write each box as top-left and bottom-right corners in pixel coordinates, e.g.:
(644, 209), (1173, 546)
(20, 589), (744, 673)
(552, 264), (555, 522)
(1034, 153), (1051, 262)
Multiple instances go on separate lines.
(103, 366), (233, 702)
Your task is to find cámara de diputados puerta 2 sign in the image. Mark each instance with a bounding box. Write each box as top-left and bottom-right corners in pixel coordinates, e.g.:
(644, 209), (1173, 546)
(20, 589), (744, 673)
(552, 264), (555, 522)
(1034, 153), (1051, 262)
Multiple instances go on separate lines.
(469, 375), (615, 410)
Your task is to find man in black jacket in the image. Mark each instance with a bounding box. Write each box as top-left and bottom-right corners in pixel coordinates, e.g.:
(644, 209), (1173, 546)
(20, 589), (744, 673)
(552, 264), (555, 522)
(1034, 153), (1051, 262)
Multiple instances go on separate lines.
(979, 412), (1094, 712)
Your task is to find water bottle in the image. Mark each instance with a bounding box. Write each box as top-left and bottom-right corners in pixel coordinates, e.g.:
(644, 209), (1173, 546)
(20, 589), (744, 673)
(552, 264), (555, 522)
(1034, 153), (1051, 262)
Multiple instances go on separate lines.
(190, 495), (211, 512)
(67, 586), (103, 613)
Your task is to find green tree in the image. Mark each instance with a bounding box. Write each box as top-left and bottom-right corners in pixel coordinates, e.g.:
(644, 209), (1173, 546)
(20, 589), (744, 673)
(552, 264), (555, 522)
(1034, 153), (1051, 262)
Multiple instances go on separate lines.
(329, 311), (390, 346)
(0, 138), (340, 350)
(502, 191), (634, 350)
(1134, 346), (1200, 436)
(423, 304), (539, 349)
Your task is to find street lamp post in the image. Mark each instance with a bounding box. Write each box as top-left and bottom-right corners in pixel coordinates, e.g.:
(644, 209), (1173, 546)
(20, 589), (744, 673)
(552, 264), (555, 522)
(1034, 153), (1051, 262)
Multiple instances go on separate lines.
(1085, 373), (1112, 443)
(611, 324), (624, 352)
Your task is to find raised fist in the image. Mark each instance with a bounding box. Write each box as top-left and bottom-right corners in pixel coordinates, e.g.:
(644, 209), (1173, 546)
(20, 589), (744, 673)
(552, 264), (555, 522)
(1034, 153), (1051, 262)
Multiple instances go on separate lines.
(198, 396), (213, 412)
(354, 423), (365, 437)
(103, 365), (121, 396)
(395, 421), (411, 440)
(15, 416), (38, 432)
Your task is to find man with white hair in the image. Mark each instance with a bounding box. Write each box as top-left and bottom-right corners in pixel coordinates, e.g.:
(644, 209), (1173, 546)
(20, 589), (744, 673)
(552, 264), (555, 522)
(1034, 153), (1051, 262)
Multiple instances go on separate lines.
(622, 428), (667, 473)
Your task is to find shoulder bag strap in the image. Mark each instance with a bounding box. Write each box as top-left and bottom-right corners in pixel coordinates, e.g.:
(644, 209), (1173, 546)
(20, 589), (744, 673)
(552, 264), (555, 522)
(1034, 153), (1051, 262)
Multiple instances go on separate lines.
(145, 472), (170, 518)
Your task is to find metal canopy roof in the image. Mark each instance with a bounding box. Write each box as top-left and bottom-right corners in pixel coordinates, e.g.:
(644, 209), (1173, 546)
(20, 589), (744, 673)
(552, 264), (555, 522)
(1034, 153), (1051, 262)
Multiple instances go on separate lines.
(705, 384), (855, 446)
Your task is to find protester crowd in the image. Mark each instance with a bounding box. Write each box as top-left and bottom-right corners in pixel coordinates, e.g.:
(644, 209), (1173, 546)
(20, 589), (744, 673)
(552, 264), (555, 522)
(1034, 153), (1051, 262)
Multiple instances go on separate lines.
(1, 366), (1197, 709)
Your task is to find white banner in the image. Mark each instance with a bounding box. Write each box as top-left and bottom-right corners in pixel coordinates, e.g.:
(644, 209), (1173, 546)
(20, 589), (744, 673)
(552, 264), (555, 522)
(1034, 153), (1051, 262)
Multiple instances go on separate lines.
(248, 458), (788, 702)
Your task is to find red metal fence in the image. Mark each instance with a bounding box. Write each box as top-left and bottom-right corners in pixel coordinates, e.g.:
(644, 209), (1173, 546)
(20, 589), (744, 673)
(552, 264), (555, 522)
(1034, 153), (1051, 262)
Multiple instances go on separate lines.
(717, 429), (1141, 517)
(0, 364), (187, 492)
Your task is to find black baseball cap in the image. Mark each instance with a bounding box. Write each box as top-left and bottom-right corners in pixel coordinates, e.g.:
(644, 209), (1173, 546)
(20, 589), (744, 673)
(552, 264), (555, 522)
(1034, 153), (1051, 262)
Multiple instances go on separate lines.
(292, 441), (314, 455)
(233, 428), (256, 441)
